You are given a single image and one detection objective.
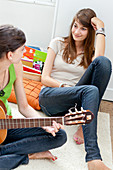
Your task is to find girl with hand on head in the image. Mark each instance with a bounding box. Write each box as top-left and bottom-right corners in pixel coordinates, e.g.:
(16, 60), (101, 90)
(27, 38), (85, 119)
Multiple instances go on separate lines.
(0, 25), (67, 170)
(39, 8), (112, 170)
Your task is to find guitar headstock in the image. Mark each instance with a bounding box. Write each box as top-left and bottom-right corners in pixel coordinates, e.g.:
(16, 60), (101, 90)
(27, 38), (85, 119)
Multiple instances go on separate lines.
(64, 107), (94, 125)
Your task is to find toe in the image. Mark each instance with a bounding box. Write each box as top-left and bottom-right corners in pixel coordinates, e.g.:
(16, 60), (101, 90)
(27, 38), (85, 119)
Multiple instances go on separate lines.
(52, 156), (58, 161)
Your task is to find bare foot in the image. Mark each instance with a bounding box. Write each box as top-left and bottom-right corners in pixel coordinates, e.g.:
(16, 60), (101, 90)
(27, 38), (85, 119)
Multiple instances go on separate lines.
(88, 160), (111, 170)
(73, 125), (84, 144)
(28, 151), (57, 161)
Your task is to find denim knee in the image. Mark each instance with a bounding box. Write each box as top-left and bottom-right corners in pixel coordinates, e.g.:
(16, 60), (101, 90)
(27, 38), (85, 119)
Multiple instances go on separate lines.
(89, 85), (99, 97)
(82, 85), (100, 113)
(94, 56), (112, 73)
(83, 85), (99, 99)
(56, 129), (67, 147)
(90, 85), (100, 103)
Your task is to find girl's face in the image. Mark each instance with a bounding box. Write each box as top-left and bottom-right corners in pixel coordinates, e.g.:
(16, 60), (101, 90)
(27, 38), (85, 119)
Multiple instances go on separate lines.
(71, 20), (88, 42)
(11, 44), (25, 64)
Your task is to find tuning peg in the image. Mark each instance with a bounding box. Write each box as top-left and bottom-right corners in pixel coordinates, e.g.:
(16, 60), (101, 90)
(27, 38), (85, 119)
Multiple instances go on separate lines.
(68, 103), (78, 114)
(68, 108), (73, 114)
(74, 103), (78, 112)
(81, 114), (85, 117)
(81, 107), (86, 112)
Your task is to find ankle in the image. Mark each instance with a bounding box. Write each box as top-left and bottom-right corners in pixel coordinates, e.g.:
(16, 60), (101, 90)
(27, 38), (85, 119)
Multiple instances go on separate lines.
(88, 160), (111, 170)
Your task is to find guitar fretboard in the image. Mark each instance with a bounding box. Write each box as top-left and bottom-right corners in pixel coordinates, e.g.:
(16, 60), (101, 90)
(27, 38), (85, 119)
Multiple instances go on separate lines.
(0, 117), (63, 129)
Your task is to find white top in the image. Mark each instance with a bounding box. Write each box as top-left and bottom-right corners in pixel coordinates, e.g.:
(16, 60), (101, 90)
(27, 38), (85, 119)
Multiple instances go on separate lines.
(48, 37), (86, 86)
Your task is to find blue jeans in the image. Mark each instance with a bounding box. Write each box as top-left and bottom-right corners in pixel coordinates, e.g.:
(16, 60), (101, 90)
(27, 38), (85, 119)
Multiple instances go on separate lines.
(39, 56), (112, 162)
(0, 127), (67, 169)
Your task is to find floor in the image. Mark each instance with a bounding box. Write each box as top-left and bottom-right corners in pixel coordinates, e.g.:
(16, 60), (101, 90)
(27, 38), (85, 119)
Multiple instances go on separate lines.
(10, 102), (112, 170)
(100, 100), (113, 158)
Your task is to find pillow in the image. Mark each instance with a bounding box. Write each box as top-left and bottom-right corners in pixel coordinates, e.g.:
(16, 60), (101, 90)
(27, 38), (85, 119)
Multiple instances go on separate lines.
(8, 78), (42, 110)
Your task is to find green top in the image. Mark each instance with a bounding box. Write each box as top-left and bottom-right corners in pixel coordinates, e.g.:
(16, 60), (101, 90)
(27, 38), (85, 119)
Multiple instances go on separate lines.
(0, 64), (16, 117)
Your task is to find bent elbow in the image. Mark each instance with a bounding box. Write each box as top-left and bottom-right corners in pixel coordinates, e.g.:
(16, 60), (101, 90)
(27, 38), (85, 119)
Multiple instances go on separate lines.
(41, 75), (48, 85)
(41, 77), (44, 84)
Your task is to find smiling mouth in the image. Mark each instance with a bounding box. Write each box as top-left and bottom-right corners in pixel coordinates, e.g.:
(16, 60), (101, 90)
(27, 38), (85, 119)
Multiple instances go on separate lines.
(74, 35), (81, 38)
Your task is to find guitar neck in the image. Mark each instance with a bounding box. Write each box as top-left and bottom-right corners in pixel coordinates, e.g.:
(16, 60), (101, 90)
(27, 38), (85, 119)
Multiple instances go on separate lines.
(0, 117), (64, 129)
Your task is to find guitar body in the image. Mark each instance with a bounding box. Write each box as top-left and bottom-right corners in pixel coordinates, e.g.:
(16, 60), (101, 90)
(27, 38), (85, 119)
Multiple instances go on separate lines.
(0, 106), (7, 144)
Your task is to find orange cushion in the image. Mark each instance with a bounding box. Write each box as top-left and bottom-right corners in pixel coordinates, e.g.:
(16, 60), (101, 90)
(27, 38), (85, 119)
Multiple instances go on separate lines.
(8, 78), (42, 110)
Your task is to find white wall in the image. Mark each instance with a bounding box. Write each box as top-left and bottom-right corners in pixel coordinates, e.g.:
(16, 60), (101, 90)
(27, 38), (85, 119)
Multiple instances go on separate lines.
(0, 0), (55, 48)
(0, 0), (113, 101)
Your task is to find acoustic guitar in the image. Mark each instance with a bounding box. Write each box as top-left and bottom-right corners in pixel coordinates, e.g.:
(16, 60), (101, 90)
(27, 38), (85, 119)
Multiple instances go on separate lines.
(0, 100), (94, 144)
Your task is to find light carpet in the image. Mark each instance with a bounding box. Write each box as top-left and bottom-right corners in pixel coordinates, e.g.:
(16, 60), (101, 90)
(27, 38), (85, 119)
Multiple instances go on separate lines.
(9, 103), (113, 170)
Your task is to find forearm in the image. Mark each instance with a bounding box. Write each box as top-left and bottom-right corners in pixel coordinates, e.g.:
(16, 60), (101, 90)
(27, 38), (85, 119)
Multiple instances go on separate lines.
(19, 104), (64, 135)
(94, 21), (105, 57)
(91, 17), (105, 60)
(41, 75), (61, 87)
(94, 34), (105, 59)
(19, 104), (42, 118)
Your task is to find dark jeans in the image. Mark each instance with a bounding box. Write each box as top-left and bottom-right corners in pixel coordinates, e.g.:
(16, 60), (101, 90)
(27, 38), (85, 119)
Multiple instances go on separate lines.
(39, 56), (112, 162)
(0, 127), (67, 169)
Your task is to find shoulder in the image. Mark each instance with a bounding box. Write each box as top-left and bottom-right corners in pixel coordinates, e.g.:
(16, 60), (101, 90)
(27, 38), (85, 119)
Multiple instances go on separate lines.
(48, 37), (65, 54)
(50, 37), (64, 44)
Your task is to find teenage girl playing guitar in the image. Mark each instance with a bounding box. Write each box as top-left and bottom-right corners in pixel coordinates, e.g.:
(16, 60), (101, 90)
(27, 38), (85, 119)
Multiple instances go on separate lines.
(0, 24), (67, 170)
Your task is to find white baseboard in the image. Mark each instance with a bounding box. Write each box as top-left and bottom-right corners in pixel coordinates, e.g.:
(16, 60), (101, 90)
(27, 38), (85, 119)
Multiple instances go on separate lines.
(103, 88), (113, 101)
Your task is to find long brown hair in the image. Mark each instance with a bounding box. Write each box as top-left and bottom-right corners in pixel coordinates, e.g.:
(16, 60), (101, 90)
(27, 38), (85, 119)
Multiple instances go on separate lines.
(62, 8), (96, 68)
(0, 24), (26, 59)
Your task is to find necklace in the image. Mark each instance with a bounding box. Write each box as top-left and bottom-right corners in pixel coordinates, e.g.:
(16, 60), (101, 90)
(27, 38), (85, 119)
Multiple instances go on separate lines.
(0, 70), (6, 90)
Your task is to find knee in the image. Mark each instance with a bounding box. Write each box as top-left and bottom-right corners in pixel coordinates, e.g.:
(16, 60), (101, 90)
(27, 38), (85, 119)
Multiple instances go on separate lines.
(85, 85), (99, 99)
(90, 85), (99, 95)
(56, 129), (67, 146)
(94, 56), (112, 73)
(93, 86), (99, 100)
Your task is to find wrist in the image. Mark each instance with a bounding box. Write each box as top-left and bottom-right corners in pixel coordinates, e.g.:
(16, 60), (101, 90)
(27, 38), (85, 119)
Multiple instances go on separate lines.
(96, 27), (106, 36)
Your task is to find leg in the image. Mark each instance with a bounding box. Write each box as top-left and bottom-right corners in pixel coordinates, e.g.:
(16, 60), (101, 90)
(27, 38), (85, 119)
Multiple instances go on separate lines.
(28, 151), (57, 161)
(88, 160), (111, 170)
(39, 86), (83, 116)
(39, 85), (102, 160)
(74, 56), (112, 144)
(39, 85), (111, 169)
(73, 125), (84, 144)
(66, 85), (111, 169)
(77, 56), (112, 101)
(39, 85), (87, 144)
(0, 127), (67, 169)
(76, 56), (112, 169)
(0, 154), (29, 170)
